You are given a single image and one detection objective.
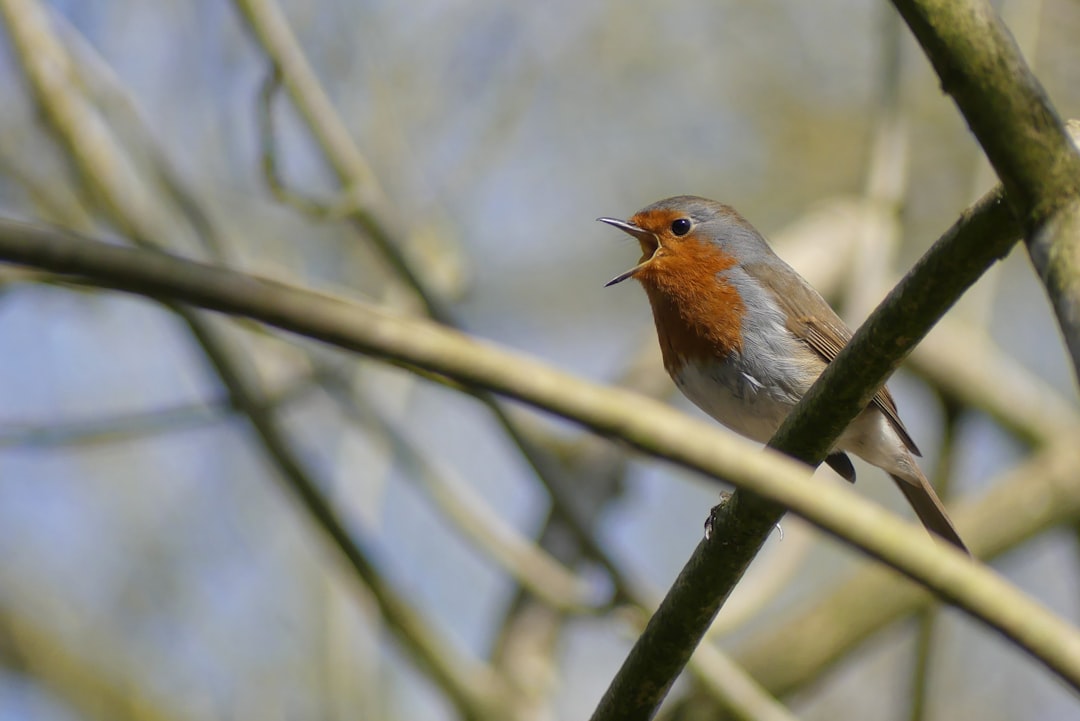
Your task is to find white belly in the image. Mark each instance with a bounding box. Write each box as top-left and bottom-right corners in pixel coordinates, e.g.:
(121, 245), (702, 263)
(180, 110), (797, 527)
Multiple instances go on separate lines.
(674, 358), (917, 479)
(673, 360), (801, 444)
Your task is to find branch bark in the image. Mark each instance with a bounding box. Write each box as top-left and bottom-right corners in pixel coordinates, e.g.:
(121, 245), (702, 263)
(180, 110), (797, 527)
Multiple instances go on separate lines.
(890, 0), (1080, 381)
(889, 0), (1080, 223)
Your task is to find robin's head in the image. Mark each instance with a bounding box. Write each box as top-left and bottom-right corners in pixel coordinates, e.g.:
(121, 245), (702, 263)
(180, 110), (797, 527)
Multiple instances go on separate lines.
(599, 196), (767, 287)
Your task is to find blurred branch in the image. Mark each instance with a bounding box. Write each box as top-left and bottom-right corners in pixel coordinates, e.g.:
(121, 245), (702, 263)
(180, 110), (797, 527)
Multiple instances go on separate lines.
(258, 68), (363, 220)
(233, 0), (381, 199)
(907, 398), (961, 721)
(0, 133), (97, 231)
(235, 0), (639, 612)
(0, 369), (321, 449)
(318, 368), (603, 615)
(49, 7), (235, 262)
(847, 5), (908, 320)
(1026, 198), (1080, 384)
(234, 0), (441, 314)
(909, 317), (1080, 446)
(889, 0), (1080, 382)
(0, 4), (521, 718)
(731, 436), (1080, 699)
(0, 0), (191, 248)
(687, 643), (799, 721)
(6, 221), (1080, 696)
(0, 604), (194, 721)
(0, 400), (224, 448)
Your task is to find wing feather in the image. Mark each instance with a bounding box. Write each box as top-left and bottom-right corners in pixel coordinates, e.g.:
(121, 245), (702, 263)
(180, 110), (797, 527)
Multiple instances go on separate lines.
(743, 260), (921, 456)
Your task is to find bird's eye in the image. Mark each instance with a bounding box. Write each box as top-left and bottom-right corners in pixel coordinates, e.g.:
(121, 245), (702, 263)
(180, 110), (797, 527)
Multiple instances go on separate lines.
(671, 218), (692, 236)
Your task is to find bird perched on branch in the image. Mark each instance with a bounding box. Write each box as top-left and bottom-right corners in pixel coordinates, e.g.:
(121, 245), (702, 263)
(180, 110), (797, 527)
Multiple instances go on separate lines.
(600, 195), (966, 552)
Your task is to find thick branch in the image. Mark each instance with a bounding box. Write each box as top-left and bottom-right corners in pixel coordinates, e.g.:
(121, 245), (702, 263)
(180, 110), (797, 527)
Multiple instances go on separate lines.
(890, 1), (1080, 380)
(889, 0), (1080, 224)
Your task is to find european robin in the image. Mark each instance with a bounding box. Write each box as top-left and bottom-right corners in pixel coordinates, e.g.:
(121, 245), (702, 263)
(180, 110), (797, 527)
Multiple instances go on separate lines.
(600, 195), (966, 552)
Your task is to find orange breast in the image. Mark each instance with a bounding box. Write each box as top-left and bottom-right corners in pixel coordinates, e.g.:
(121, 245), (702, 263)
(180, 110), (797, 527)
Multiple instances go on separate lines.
(637, 239), (745, 377)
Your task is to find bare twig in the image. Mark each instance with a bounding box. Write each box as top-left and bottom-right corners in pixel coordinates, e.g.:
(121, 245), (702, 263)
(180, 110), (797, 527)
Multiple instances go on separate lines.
(318, 368), (602, 615)
(234, 0), (644, 626)
(257, 69), (364, 220)
(0, 4), (519, 716)
(731, 436), (1080, 698)
(0, 603), (194, 721)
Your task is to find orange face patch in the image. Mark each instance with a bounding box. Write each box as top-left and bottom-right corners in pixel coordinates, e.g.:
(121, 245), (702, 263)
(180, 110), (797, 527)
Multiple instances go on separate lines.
(624, 208), (678, 261)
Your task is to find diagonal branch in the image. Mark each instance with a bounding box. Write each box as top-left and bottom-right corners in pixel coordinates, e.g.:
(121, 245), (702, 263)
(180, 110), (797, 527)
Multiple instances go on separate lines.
(0, 3), (519, 715)
(3, 218), (1080, 699)
(233, 0), (638, 603)
(889, 0), (1080, 223)
(889, 0), (1080, 381)
(732, 437), (1080, 699)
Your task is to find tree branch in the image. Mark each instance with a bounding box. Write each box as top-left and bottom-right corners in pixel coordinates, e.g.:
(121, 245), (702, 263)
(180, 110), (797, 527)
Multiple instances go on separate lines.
(731, 437), (1080, 698)
(232, 0), (641, 606)
(3, 218), (1080, 701)
(0, 3), (518, 714)
(889, 0), (1080, 381)
(888, 0), (1080, 224)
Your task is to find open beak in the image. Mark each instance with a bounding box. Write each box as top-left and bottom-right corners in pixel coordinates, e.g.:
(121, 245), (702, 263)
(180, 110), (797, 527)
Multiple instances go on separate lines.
(597, 217), (659, 286)
(603, 259), (651, 287)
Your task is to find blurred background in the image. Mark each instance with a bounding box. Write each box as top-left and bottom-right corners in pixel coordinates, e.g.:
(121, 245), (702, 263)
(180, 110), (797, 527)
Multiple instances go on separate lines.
(1, 0), (1079, 719)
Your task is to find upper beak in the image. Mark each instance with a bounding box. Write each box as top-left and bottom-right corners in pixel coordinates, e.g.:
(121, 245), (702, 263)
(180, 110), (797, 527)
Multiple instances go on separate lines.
(597, 217), (653, 243)
(597, 217), (658, 287)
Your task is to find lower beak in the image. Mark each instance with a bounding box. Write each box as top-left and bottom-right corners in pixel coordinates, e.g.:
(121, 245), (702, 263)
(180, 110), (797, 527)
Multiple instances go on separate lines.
(597, 217), (658, 286)
(604, 259), (651, 287)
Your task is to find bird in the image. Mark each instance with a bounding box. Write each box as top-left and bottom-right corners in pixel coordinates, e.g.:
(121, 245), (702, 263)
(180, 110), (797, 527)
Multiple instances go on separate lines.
(599, 195), (967, 552)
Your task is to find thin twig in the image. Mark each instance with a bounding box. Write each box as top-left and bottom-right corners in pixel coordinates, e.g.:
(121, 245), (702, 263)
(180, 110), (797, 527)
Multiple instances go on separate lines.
(236, 0), (643, 616)
(907, 398), (960, 721)
(317, 367), (603, 615)
(0, 3), (518, 716)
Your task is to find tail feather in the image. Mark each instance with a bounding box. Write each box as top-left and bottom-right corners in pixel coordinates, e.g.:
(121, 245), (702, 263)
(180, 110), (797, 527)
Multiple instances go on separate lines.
(890, 472), (968, 554)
